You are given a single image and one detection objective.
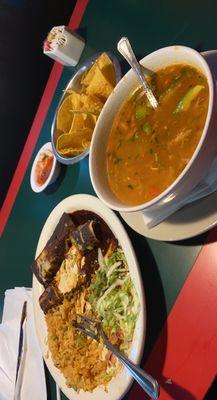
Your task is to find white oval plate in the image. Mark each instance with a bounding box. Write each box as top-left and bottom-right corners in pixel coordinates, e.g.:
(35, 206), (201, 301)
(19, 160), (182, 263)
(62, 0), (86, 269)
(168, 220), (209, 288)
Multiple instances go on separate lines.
(121, 51), (217, 242)
(33, 194), (146, 400)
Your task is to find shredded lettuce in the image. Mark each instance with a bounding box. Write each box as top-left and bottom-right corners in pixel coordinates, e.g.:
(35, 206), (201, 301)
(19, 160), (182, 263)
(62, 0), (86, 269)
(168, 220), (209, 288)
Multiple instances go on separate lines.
(88, 247), (139, 351)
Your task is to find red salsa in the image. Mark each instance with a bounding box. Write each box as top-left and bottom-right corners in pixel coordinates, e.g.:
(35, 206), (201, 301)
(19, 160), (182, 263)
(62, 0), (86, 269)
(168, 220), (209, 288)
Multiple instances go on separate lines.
(35, 151), (54, 186)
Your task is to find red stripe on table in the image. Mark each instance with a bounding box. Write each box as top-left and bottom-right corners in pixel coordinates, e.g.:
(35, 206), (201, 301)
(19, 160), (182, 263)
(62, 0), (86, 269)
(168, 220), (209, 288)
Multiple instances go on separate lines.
(128, 226), (217, 400)
(0, 0), (89, 237)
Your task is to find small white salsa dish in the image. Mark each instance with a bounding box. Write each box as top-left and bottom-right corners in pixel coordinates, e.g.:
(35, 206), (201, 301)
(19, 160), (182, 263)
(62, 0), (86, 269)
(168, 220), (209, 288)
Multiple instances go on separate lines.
(30, 142), (60, 193)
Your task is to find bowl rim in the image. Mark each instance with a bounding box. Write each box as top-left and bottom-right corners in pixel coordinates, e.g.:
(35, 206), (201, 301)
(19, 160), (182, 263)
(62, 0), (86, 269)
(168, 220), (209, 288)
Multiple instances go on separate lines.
(30, 142), (57, 193)
(51, 51), (122, 165)
(90, 45), (215, 213)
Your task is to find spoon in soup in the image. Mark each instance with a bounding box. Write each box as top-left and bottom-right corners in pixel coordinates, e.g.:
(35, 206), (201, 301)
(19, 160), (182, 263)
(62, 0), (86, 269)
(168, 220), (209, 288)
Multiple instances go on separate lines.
(117, 37), (158, 109)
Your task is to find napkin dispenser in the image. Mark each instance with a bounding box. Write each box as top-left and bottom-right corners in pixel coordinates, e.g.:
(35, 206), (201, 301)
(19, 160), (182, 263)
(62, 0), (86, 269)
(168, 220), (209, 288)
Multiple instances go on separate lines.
(43, 25), (85, 67)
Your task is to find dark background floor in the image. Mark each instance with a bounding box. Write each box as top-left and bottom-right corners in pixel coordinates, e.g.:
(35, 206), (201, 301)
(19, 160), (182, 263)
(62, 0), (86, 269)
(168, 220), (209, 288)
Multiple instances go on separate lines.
(0, 0), (76, 207)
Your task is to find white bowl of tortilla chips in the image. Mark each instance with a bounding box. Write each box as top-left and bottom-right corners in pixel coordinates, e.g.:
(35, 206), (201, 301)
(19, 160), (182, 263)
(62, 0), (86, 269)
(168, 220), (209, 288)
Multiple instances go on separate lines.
(51, 52), (122, 165)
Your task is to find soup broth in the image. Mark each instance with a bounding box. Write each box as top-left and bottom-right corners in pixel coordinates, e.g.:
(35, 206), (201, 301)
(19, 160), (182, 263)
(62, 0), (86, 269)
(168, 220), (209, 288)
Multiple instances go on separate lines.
(106, 64), (209, 206)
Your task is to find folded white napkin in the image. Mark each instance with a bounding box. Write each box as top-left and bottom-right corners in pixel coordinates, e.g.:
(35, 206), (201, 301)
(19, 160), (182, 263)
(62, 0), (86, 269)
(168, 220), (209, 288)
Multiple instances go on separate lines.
(143, 156), (217, 229)
(0, 287), (47, 400)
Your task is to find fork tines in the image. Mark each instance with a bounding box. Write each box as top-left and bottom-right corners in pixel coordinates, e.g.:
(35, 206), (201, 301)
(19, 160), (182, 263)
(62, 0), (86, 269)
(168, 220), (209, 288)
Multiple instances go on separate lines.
(74, 314), (99, 341)
(76, 314), (96, 324)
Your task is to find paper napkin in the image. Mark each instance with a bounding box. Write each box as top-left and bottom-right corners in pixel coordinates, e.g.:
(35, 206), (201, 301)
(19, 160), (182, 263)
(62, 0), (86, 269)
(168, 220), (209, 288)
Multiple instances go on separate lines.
(142, 156), (217, 228)
(0, 287), (47, 400)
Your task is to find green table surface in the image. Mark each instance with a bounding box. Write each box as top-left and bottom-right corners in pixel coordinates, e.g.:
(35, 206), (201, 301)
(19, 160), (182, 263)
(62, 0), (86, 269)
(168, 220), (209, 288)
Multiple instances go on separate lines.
(1, 0), (217, 398)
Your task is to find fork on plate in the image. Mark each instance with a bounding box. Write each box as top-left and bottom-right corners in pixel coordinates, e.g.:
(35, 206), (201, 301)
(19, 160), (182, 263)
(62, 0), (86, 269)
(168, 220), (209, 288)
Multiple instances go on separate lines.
(74, 314), (160, 400)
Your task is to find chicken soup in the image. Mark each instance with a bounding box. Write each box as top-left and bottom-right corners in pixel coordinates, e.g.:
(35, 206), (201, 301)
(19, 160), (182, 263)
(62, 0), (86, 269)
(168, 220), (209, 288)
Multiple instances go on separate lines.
(106, 64), (209, 205)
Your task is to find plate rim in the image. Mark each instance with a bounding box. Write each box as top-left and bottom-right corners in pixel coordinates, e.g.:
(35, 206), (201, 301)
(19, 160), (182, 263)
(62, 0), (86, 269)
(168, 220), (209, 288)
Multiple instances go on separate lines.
(32, 194), (146, 400)
(120, 193), (217, 242)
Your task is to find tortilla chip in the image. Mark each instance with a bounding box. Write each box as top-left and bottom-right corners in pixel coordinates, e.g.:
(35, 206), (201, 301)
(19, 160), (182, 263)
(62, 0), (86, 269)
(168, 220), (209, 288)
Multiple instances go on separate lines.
(69, 113), (85, 133)
(97, 52), (116, 87)
(70, 92), (83, 109)
(55, 53), (116, 158)
(84, 113), (97, 130)
(81, 63), (97, 87)
(79, 93), (104, 114)
(81, 137), (91, 148)
(69, 112), (96, 137)
(70, 129), (92, 144)
(81, 52), (116, 88)
(58, 147), (84, 157)
(57, 92), (83, 133)
(57, 96), (74, 133)
(57, 129), (92, 156)
(85, 65), (114, 100)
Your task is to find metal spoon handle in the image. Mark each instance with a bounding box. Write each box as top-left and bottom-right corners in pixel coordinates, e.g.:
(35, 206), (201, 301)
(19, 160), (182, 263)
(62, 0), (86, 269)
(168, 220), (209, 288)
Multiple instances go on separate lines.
(117, 37), (158, 108)
(103, 335), (160, 399)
